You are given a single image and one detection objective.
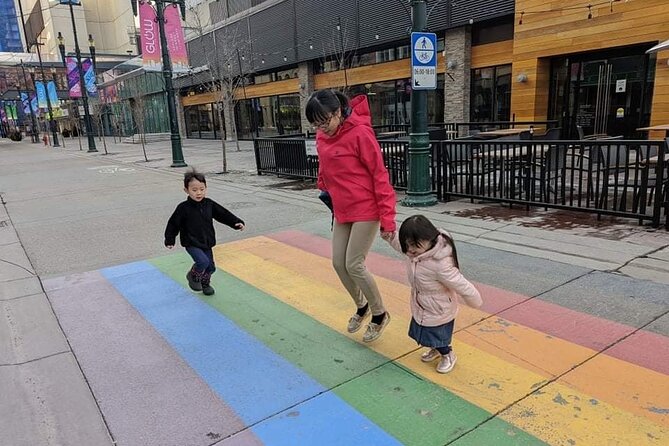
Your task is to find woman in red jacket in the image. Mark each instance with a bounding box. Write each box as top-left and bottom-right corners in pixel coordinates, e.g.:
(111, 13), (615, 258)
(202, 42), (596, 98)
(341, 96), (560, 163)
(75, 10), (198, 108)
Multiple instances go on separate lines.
(306, 89), (397, 342)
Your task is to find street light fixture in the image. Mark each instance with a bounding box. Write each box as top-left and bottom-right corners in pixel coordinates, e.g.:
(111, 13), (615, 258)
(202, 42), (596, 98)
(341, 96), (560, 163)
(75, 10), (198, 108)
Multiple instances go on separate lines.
(19, 60), (39, 143)
(14, 0), (58, 146)
(131, 0), (187, 167)
(57, 0), (98, 153)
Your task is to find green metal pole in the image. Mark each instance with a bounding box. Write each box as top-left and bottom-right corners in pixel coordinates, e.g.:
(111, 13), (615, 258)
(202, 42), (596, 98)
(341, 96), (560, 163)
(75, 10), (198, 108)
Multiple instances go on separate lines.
(156, 0), (187, 167)
(68, 1), (96, 152)
(402, 0), (437, 207)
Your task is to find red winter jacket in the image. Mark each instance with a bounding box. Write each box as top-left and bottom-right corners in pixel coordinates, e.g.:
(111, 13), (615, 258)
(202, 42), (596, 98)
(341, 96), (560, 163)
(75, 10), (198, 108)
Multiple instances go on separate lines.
(316, 95), (397, 232)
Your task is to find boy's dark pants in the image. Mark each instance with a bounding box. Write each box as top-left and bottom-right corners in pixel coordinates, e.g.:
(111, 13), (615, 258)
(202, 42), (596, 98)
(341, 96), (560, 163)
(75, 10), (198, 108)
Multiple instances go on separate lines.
(185, 247), (216, 283)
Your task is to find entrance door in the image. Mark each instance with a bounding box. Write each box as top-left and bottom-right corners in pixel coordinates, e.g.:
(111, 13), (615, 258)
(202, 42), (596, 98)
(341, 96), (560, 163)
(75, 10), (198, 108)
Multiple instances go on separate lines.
(549, 47), (655, 138)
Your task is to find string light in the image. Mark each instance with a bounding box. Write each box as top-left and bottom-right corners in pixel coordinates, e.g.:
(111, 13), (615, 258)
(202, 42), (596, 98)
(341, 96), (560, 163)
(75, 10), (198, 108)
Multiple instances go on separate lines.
(515, 0), (632, 25)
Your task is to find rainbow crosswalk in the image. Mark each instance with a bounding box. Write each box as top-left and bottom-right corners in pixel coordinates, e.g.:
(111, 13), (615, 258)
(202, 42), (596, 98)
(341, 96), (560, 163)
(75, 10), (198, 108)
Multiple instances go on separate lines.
(43, 231), (669, 446)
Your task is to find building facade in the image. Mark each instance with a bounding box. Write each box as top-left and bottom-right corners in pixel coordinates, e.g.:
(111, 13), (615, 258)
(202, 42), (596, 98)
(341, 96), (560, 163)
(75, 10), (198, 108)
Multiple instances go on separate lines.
(178, 0), (669, 141)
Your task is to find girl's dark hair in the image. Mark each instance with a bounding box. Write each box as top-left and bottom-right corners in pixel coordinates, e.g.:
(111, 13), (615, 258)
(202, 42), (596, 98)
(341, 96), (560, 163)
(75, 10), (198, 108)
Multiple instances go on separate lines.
(184, 169), (206, 188)
(305, 89), (349, 124)
(398, 215), (460, 269)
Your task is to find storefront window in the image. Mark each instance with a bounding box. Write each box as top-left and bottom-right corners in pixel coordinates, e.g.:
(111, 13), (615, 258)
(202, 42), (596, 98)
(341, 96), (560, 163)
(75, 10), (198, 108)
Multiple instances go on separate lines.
(471, 64), (511, 122)
(355, 75), (444, 126)
(235, 93), (302, 139)
(185, 103), (224, 139)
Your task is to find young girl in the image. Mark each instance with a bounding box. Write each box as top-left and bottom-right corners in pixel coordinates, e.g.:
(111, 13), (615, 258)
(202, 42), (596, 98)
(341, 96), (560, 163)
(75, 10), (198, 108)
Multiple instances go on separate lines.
(165, 170), (245, 296)
(383, 215), (482, 373)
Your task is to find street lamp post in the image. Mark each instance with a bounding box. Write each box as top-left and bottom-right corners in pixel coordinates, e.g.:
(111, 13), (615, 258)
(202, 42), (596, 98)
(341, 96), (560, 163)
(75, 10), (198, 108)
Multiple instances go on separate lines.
(58, 0), (97, 153)
(156, 0), (187, 167)
(130, 0), (187, 166)
(15, 0), (58, 146)
(19, 60), (39, 143)
(403, 0), (437, 207)
(34, 41), (60, 147)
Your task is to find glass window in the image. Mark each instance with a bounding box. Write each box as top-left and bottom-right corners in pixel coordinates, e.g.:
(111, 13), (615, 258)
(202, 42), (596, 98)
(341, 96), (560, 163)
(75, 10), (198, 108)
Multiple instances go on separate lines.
(471, 65), (511, 122)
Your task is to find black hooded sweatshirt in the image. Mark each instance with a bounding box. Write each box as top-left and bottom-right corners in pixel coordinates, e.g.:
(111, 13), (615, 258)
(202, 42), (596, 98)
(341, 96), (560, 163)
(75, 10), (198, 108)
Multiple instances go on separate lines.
(164, 197), (244, 249)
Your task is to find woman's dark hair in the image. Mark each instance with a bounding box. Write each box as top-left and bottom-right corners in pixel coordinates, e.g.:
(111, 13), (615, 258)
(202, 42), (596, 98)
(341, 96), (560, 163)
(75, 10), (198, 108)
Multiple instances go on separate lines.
(398, 215), (460, 268)
(184, 169), (206, 188)
(305, 89), (349, 124)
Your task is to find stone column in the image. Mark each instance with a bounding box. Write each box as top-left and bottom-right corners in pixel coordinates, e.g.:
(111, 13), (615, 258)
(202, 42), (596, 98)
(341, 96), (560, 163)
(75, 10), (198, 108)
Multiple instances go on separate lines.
(443, 26), (471, 124)
(297, 61), (315, 134)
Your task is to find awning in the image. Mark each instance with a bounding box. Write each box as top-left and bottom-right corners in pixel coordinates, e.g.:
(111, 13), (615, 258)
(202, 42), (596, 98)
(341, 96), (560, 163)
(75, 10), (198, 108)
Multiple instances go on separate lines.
(646, 39), (669, 54)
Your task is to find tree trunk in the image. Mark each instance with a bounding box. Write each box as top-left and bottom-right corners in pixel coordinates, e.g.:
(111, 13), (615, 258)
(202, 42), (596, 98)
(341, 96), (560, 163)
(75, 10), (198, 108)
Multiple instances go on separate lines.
(222, 92), (241, 152)
(218, 105), (227, 173)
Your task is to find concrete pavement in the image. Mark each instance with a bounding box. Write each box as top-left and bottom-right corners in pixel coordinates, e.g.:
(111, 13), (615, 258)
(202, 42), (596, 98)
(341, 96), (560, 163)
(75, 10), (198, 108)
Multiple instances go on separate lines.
(1, 136), (668, 445)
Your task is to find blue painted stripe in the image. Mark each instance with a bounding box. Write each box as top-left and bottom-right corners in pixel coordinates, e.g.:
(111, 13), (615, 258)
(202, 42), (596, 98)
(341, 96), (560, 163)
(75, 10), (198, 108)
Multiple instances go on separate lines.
(101, 261), (401, 445)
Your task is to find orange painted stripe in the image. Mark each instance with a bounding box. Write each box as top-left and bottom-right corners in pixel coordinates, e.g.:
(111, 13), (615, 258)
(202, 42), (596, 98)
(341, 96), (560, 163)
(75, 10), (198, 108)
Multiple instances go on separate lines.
(217, 236), (669, 427)
(213, 239), (668, 444)
(268, 230), (669, 376)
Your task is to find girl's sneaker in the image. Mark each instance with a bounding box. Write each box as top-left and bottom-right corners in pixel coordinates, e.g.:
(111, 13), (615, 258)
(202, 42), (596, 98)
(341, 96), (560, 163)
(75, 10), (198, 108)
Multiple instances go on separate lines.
(421, 348), (441, 362)
(436, 351), (457, 374)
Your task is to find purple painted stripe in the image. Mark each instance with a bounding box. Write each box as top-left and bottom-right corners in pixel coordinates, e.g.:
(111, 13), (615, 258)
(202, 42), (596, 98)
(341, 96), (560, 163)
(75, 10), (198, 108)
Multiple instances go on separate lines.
(44, 271), (263, 446)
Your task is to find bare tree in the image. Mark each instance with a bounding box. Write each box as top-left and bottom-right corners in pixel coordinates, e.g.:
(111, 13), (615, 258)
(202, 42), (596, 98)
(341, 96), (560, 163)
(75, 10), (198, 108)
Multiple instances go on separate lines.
(91, 99), (109, 155)
(188, 6), (252, 173)
(129, 94), (149, 162)
(320, 16), (356, 92)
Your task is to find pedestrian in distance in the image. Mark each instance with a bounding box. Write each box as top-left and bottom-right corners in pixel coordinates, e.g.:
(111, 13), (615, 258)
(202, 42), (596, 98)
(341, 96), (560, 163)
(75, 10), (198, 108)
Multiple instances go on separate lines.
(306, 89), (397, 343)
(165, 170), (245, 296)
(382, 215), (482, 373)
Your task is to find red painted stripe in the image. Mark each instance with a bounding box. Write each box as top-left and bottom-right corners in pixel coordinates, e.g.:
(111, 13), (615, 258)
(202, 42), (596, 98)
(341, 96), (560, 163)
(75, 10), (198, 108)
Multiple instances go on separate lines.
(268, 230), (669, 376)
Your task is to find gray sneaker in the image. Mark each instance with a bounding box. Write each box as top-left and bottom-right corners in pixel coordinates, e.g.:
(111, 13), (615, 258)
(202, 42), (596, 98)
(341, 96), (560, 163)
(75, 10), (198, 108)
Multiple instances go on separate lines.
(347, 306), (370, 333)
(421, 348), (441, 363)
(436, 351), (457, 373)
(362, 312), (391, 343)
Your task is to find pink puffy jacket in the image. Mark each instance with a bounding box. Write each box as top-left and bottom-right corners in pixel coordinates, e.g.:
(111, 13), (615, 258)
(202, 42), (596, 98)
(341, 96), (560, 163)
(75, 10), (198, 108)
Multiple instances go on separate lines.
(390, 230), (482, 327)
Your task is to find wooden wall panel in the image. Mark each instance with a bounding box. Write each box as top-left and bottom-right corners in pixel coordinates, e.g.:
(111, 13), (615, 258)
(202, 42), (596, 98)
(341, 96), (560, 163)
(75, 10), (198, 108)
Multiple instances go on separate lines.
(650, 50), (669, 139)
(314, 54), (446, 90)
(182, 92), (218, 107)
(471, 40), (513, 68)
(233, 78), (299, 100)
(512, 0), (669, 123)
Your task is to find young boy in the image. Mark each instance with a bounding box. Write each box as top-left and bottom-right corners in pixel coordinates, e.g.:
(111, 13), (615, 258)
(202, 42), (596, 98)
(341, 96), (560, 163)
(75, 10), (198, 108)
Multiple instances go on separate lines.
(165, 170), (245, 295)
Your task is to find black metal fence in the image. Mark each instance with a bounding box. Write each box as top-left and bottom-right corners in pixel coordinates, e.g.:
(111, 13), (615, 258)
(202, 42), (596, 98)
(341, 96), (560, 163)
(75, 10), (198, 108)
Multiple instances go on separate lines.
(254, 136), (668, 227)
(254, 138), (318, 179)
(434, 139), (667, 225)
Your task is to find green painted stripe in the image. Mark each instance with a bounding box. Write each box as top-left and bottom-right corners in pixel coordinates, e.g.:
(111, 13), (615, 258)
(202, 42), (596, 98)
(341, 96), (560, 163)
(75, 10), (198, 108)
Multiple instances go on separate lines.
(151, 253), (546, 446)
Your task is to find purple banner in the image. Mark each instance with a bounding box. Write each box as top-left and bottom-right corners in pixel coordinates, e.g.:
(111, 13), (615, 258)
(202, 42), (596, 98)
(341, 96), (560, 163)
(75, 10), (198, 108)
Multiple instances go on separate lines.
(82, 58), (97, 97)
(66, 56), (81, 98)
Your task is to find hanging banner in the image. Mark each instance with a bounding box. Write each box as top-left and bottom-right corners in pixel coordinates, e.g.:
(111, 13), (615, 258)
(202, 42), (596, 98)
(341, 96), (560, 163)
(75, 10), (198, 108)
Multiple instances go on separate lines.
(21, 92), (30, 114)
(30, 93), (39, 116)
(82, 58), (97, 96)
(6, 104), (17, 120)
(164, 4), (189, 72)
(140, 1), (162, 71)
(66, 56), (81, 98)
(35, 81), (47, 108)
(47, 81), (59, 108)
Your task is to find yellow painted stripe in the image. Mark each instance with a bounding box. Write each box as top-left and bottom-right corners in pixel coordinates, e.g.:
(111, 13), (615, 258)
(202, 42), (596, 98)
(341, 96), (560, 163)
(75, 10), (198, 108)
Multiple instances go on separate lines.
(214, 238), (667, 444)
(220, 237), (669, 426)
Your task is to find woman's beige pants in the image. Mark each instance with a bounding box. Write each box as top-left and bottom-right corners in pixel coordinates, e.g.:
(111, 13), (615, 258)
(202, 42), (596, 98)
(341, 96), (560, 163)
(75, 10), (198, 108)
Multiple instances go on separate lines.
(332, 221), (386, 316)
